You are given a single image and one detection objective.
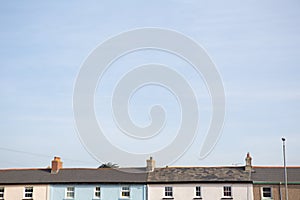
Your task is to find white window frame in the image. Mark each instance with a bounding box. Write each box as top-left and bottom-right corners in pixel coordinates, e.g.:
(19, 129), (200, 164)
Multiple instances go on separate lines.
(261, 186), (273, 199)
(164, 186), (173, 197)
(24, 187), (33, 199)
(120, 186), (130, 198)
(195, 186), (201, 197)
(94, 186), (101, 199)
(65, 186), (75, 199)
(0, 187), (4, 199)
(223, 186), (232, 197)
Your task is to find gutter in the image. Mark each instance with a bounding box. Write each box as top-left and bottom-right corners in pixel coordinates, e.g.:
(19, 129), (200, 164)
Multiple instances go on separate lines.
(147, 180), (253, 184)
(253, 181), (300, 185)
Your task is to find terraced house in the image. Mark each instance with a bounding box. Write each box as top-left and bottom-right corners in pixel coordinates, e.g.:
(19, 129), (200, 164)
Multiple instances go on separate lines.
(0, 157), (147, 200)
(252, 166), (300, 200)
(0, 154), (299, 200)
(145, 156), (253, 200)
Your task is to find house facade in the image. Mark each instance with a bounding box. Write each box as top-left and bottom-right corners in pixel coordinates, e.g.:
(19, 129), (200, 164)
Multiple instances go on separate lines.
(0, 184), (49, 200)
(147, 166), (253, 199)
(252, 167), (300, 200)
(0, 178), (147, 200)
(146, 154), (253, 200)
(148, 183), (253, 200)
(0, 157), (147, 200)
(49, 184), (146, 200)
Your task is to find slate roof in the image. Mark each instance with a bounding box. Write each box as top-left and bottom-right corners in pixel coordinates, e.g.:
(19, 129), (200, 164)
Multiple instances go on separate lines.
(0, 166), (252, 184)
(252, 167), (300, 183)
(2, 166), (300, 184)
(0, 168), (147, 184)
(147, 166), (251, 183)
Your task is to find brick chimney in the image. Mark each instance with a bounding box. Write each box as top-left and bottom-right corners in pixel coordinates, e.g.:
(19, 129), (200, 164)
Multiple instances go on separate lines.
(51, 156), (63, 174)
(245, 152), (252, 172)
(146, 157), (155, 172)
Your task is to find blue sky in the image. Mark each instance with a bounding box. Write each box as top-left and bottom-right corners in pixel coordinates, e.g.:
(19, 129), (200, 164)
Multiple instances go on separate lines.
(0, 1), (299, 168)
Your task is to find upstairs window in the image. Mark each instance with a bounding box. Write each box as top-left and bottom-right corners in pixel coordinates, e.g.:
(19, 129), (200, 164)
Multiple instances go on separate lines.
(165, 186), (173, 197)
(121, 186), (130, 198)
(195, 186), (201, 197)
(261, 187), (272, 198)
(24, 187), (33, 199)
(223, 186), (232, 197)
(94, 186), (101, 199)
(66, 187), (75, 199)
(0, 187), (4, 199)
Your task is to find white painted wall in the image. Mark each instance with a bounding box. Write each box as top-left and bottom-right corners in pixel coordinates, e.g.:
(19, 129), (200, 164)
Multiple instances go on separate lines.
(0, 184), (49, 200)
(148, 183), (253, 200)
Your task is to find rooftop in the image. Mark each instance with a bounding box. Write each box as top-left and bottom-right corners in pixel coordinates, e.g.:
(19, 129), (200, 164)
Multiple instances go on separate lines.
(147, 166), (251, 183)
(0, 168), (147, 184)
(0, 155), (299, 184)
(252, 166), (300, 183)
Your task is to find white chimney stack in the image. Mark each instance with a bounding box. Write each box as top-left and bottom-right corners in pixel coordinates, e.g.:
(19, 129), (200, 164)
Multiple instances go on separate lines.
(146, 157), (155, 172)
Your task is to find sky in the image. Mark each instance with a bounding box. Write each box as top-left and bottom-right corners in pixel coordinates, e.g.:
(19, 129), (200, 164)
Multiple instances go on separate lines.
(0, 0), (299, 169)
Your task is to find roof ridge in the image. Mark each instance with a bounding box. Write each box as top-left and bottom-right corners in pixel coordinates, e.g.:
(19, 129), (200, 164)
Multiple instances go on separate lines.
(253, 166), (300, 168)
(0, 168), (49, 171)
(155, 166), (244, 169)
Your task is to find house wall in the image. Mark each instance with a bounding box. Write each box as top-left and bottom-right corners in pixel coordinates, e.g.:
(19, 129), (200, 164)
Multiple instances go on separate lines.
(49, 184), (146, 200)
(148, 183), (253, 200)
(0, 184), (49, 200)
(253, 184), (300, 200)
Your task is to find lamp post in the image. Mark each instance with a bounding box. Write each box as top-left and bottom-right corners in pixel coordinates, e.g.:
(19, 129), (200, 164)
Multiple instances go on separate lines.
(282, 137), (288, 200)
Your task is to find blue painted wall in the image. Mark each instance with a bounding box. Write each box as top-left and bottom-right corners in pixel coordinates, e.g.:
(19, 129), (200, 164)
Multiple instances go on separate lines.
(50, 184), (146, 200)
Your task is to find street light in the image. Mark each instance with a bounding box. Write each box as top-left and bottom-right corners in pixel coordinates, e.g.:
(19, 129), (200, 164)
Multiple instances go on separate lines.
(282, 137), (288, 200)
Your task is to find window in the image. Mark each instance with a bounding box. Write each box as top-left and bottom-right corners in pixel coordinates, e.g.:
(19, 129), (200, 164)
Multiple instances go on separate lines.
(66, 187), (75, 199)
(94, 186), (101, 199)
(261, 187), (272, 198)
(195, 186), (201, 197)
(223, 186), (232, 197)
(165, 186), (173, 197)
(0, 187), (4, 199)
(121, 186), (130, 198)
(24, 187), (33, 199)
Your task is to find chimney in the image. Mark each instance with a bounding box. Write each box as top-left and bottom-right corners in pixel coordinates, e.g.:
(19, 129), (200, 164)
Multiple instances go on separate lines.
(146, 157), (155, 172)
(245, 152), (252, 172)
(51, 156), (63, 174)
